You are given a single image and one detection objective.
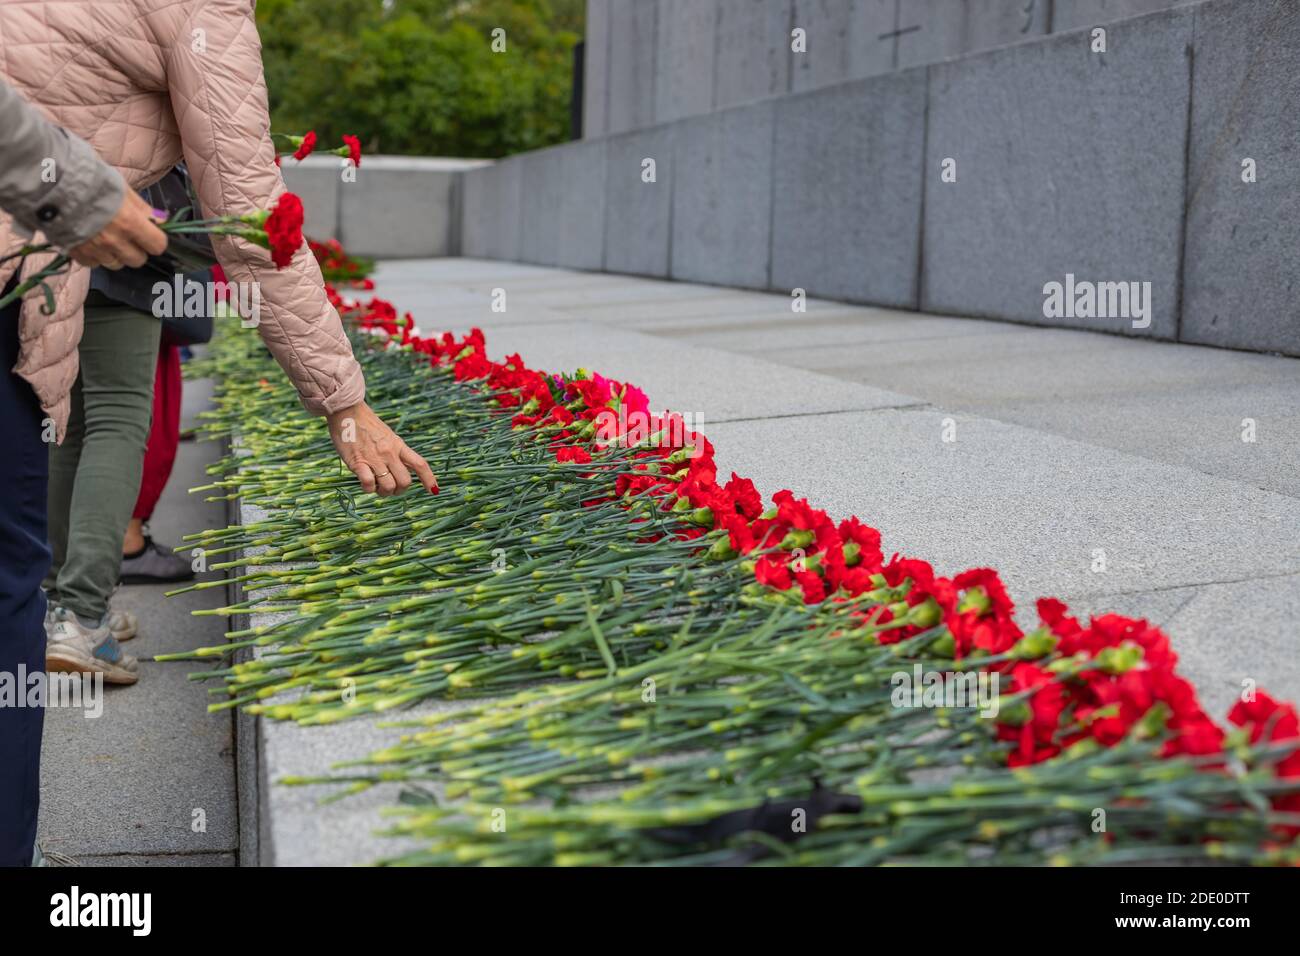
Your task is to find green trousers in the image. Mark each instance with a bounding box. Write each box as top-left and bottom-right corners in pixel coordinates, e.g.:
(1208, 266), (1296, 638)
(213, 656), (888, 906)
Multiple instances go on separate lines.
(44, 303), (160, 623)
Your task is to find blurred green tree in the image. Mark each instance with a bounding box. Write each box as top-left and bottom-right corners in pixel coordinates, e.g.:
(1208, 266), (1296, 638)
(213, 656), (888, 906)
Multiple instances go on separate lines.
(258, 0), (584, 158)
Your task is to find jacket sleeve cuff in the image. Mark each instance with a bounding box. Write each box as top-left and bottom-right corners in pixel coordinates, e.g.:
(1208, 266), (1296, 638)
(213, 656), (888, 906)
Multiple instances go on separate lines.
(301, 361), (366, 417)
(29, 131), (127, 248)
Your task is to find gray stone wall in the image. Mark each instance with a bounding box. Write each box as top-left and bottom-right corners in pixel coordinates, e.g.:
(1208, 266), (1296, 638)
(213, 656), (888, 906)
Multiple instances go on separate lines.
(583, 0), (1187, 136)
(457, 0), (1298, 356)
(922, 8), (1193, 337)
(1181, 0), (1300, 356)
(281, 155), (489, 259)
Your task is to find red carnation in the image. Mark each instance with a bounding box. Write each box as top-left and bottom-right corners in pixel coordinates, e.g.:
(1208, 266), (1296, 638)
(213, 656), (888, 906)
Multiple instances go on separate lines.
(754, 554), (793, 591)
(264, 193), (305, 268)
(293, 130), (317, 161)
(454, 353), (492, 381)
(556, 446), (592, 465)
(881, 555), (936, 595)
(794, 571), (827, 605)
(1036, 597), (1083, 642)
(343, 134), (362, 168)
(1230, 693), (1300, 781)
(838, 516), (883, 570)
(723, 473), (763, 520)
(722, 514), (757, 554)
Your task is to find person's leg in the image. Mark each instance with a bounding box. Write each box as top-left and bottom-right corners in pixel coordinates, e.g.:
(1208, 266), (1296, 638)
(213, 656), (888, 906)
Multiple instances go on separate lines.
(46, 316), (140, 645)
(120, 342), (192, 583)
(43, 357), (87, 611)
(122, 516), (146, 557)
(0, 289), (51, 867)
(50, 305), (159, 623)
(130, 344), (180, 527)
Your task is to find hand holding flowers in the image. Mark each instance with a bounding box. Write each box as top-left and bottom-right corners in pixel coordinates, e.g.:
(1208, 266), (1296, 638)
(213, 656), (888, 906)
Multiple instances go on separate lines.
(66, 188), (168, 270)
(0, 192), (308, 311)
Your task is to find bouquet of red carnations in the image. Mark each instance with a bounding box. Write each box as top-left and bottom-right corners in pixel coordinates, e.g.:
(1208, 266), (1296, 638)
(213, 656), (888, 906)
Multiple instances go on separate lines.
(0, 192), (306, 312)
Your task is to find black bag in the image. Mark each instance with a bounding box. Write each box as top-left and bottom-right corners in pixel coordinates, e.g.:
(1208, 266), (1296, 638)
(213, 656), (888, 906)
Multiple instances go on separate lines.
(160, 308), (214, 347)
(88, 164), (219, 346)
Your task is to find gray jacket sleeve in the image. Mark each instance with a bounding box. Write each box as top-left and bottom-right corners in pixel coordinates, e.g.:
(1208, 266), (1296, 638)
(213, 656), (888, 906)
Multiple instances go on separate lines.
(0, 78), (125, 248)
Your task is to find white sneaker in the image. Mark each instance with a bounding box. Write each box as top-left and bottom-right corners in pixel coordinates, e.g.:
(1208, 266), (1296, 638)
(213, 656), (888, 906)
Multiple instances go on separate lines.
(45, 595), (136, 641)
(105, 607), (138, 642)
(46, 606), (140, 685)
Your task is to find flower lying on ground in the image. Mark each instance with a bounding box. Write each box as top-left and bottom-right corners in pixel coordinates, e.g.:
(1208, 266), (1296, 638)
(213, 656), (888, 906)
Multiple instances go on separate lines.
(169, 244), (1300, 866)
(335, 278), (1300, 792)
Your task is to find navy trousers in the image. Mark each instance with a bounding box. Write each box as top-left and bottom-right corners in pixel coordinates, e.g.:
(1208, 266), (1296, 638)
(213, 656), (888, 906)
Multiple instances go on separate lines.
(0, 287), (50, 867)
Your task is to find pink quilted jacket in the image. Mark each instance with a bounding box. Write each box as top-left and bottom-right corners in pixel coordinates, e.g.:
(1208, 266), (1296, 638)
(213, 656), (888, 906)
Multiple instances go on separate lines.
(0, 0), (365, 439)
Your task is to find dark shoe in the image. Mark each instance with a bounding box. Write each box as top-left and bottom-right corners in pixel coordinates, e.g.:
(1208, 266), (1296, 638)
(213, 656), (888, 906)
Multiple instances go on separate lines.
(120, 537), (195, 585)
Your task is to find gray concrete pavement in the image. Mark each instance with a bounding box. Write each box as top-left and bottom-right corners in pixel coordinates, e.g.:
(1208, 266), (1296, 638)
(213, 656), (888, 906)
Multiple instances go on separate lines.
(37, 375), (238, 865)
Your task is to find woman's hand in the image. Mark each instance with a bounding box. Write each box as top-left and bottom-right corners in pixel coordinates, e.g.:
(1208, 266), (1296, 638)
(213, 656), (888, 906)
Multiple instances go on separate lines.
(69, 189), (167, 269)
(326, 402), (438, 496)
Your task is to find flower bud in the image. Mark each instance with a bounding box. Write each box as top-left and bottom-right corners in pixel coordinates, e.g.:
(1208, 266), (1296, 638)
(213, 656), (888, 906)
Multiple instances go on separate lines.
(1136, 702), (1170, 738)
(1061, 737), (1101, 760)
(707, 537), (735, 561)
(907, 597), (942, 630)
(1011, 628), (1059, 660)
(996, 698), (1031, 726)
(780, 529), (814, 550)
(930, 632), (956, 658)
(1046, 655), (1083, 675)
(957, 585), (992, 616)
(1094, 642), (1143, 675)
